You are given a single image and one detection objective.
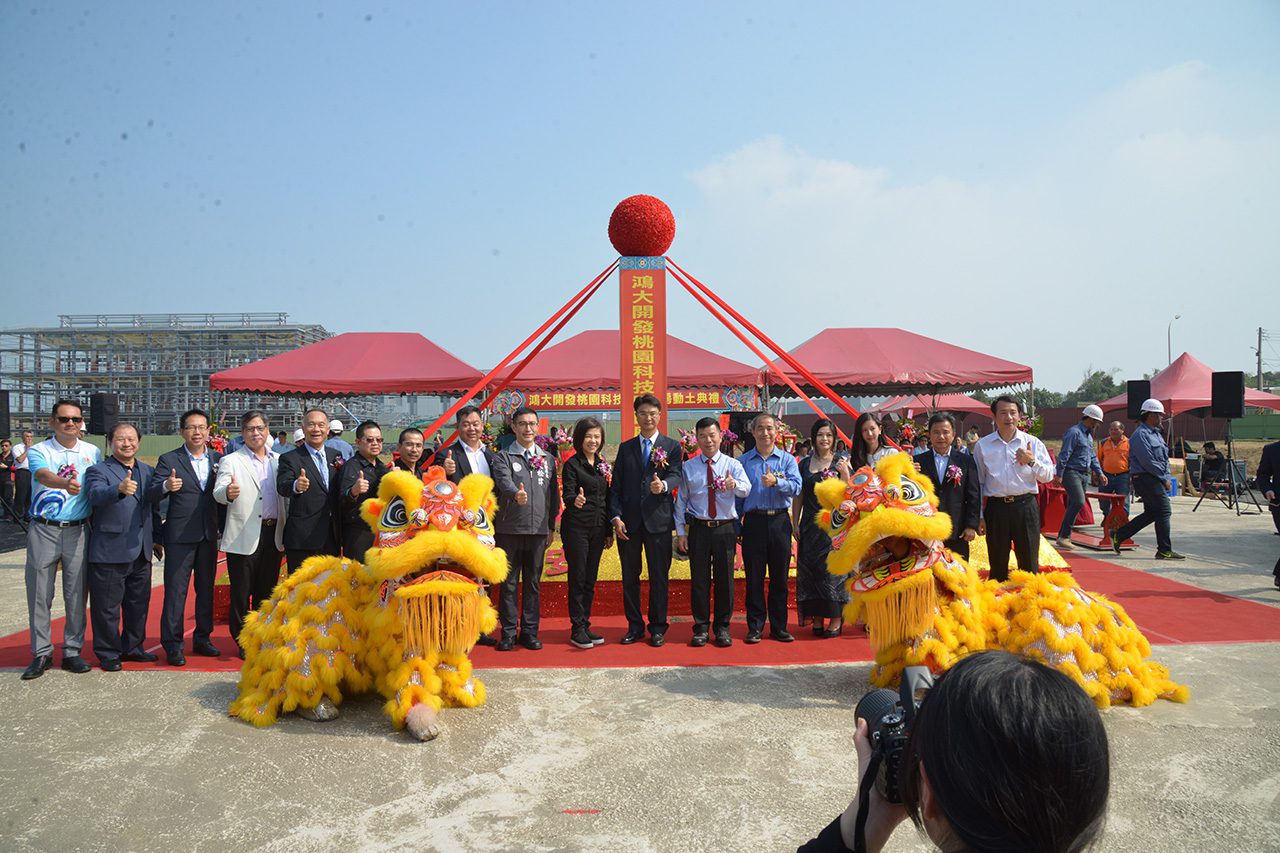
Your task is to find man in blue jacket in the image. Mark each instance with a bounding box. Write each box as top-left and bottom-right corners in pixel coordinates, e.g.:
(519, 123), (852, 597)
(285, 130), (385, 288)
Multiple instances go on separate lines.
(1111, 399), (1184, 560)
(1053, 404), (1108, 550)
(85, 423), (163, 671)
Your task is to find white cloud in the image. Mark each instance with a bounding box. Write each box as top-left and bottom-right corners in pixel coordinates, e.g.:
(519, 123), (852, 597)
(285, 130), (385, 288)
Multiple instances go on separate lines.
(674, 64), (1280, 393)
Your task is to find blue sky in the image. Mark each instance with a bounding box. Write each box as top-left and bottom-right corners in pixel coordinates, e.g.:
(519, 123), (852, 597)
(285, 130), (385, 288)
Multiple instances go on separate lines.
(3, 2), (1278, 393)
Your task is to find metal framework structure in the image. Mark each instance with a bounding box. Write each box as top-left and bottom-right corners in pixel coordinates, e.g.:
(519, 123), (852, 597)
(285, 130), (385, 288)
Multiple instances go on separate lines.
(0, 313), (330, 434)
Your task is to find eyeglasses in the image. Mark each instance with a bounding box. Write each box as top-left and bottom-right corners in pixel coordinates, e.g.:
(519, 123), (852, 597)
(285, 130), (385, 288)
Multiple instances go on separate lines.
(182, 424), (209, 432)
(244, 426), (269, 434)
(514, 421), (538, 429)
(56, 416), (84, 424)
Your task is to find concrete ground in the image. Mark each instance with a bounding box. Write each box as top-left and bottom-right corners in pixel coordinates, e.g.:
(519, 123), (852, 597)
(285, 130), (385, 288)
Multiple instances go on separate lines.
(0, 495), (1278, 852)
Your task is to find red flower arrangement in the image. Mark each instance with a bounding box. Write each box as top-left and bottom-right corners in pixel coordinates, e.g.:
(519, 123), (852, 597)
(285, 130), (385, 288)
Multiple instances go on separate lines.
(608, 195), (675, 257)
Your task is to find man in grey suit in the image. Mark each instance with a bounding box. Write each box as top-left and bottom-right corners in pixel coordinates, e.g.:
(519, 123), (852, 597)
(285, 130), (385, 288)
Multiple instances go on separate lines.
(148, 407), (223, 666)
(85, 422), (163, 671)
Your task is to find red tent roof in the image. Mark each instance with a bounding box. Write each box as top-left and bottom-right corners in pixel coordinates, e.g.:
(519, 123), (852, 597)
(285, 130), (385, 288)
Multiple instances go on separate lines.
(1098, 352), (1280, 417)
(870, 393), (992, 418)
(494, 330), (763, 391)
(209, 332), (484, 395)
(768, 328), (1033, 395)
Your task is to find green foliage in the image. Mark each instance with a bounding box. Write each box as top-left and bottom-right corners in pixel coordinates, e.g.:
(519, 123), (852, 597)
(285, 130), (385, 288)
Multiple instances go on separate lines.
(1062, 368), (1122, 407)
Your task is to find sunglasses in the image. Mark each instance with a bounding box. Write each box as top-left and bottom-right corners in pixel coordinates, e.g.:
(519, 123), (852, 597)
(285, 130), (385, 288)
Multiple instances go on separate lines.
(56, 416), (84, 424)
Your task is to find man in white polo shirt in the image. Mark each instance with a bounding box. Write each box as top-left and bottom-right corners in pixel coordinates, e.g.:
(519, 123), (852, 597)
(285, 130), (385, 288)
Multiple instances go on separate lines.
(22, 399), (102, 679)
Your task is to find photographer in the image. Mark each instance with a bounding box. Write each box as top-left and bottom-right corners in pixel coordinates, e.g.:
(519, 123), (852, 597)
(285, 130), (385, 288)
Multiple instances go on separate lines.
(800, 651), (1110, 852)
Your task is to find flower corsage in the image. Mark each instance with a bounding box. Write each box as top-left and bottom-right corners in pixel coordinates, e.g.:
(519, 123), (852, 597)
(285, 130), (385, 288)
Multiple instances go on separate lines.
(651, 446), (668, 469)
(946, 464), (963, 486)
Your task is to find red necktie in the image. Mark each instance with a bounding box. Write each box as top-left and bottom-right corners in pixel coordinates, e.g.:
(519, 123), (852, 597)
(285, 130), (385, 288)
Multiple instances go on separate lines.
(707, 457), (717, 519)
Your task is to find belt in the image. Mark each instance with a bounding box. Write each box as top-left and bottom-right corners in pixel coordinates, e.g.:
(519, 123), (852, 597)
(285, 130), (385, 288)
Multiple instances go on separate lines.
(261, 518), (278, 527)
(987, 494), (1035, 504)
(747, 508), (787, 517)
(34, 516), (88, 528)
(690, 517), (735, 528)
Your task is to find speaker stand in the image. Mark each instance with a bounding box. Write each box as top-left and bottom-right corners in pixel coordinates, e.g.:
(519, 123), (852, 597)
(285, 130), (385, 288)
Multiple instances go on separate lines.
(0, 490), (27, 533)
(1193, 421), (1262, 516)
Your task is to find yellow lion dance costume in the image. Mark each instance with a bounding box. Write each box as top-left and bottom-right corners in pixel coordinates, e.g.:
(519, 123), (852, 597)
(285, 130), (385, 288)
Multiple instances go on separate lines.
(817, 453), (1188, 708)
(229, 467), (508, 740)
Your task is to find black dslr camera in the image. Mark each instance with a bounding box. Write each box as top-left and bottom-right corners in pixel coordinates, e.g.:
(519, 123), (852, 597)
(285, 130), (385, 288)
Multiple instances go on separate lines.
(854, 666), (935, 803)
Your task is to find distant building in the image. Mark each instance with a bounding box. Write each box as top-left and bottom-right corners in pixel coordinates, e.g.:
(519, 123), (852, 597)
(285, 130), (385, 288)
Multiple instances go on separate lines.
(0, 313), (329, 435)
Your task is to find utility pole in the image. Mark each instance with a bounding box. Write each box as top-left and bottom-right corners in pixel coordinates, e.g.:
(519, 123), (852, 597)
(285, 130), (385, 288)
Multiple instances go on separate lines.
(1259, 327), (1265, 391)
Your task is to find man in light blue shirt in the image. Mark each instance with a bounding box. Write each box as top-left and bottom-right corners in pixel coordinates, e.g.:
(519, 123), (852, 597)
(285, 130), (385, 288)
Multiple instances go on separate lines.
(1112, 399), (1184, 560)
(737, 413), (802, 643)
(22, 399), (102, 679)
(675, 417), (750, 648)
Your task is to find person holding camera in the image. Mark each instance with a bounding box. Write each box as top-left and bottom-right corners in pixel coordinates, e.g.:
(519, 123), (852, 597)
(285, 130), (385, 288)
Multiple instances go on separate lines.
(799, 651), (1110, 853)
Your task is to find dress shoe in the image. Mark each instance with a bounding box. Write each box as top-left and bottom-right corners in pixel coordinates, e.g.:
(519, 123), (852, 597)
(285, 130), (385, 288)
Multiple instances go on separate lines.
(620, 630), (644, 645)
(518, 636), (543, 651)
(21, 655), (53, 680)
(192, 640), (220, 657)
(122, 650), (158, 663)
(587, 630), (605, 645)
(100, 658), (122, 672)
(823, 625), (843, 639)
(570, 630), (594, 650)
(812, 625), (825, 637)
(61, 655), (91, 674)
(475, 634), (498, 647)
(744, 631), (762, 644)
(690, 633), (708, 647)
(495, 638), (515, 652)
(166, 649), (187, 667)
(714, 632), (733, 648)
(648, 633), (665, 648)
(771, 630), (795, 643)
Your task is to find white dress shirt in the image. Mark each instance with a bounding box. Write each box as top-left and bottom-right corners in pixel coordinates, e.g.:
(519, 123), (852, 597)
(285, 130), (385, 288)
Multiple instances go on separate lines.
(462, 443), (490, 477)
(972, 429), (1054, 499)
(673, 452), (751, 536)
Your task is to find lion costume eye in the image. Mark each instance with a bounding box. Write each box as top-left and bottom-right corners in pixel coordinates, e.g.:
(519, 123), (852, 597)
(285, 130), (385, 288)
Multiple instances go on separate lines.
(381, 497), (408, 529)
(898, 477), (923, 503)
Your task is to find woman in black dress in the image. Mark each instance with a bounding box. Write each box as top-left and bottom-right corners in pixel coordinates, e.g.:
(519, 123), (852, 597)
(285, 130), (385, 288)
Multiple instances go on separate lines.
(792, 418), (851, 637)
(559, 416), (613, 650)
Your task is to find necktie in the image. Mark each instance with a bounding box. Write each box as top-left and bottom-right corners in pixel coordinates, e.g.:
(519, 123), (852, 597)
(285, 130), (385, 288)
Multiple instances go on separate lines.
(706, 457), (717, 519)
(642, 437), (651, 463)
(312, 449), (328, 487)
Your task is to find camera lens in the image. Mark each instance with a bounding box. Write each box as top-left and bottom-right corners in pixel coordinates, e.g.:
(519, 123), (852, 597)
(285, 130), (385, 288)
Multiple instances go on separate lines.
(854, 687), (899, 734)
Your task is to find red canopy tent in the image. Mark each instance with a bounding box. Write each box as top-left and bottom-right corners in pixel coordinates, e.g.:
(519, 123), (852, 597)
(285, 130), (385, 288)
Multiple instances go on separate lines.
(209, 332), (484, 395)
(1097, 352), (1280, 416)
(766, 328), (1033, 397)
(490, 329), (764, 411)
(870, 392), (992, 418)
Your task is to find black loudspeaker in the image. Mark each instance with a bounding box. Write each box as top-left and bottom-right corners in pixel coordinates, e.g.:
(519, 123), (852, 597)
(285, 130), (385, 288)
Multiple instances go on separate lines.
(0, 390), (10, 437)
(1126, 381), (1151, 420)
(1211, 371), (1245, 419)
(88, 392), (119, 435)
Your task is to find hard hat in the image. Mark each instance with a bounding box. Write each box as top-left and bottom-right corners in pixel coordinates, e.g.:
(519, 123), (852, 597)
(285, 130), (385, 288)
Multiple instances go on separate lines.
(293, 428), (305, 442)
(329, 419), (344, 432)
(1140, 398), (1165, 415)
(1082, 404), (1104, 422)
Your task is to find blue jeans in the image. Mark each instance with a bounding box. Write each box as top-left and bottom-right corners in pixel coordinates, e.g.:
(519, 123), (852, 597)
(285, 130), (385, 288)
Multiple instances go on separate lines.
(1098, 472), (1130, 516)
(1057, 469), (1091, 541)
(1117, 473), (1172, 553)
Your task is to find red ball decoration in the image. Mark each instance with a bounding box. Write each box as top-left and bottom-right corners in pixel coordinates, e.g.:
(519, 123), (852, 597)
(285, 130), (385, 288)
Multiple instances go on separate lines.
(608, 195), (676, 257)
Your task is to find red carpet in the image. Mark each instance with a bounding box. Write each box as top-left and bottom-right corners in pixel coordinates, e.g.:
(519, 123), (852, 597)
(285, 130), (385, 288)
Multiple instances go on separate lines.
(3, 554), (1277, 672)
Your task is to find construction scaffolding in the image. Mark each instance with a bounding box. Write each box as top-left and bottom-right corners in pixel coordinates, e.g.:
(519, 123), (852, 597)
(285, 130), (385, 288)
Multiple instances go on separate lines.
(0, 313), (330, 435)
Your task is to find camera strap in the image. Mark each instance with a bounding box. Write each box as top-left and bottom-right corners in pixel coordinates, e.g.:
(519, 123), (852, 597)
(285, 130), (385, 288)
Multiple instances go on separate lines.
(852, 752), (882, 853)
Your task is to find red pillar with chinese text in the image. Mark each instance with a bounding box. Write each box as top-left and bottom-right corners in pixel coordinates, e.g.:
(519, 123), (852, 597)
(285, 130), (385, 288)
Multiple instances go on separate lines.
(619, 257), (668, 436)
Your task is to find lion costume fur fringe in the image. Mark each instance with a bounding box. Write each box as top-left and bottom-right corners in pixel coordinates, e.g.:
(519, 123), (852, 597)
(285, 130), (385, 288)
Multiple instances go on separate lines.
(228, 467), (509, 738)
(817, 452), (1188, 708)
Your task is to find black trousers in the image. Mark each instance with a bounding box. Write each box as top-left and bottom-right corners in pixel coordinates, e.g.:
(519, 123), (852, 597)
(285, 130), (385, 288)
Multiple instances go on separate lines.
(617, 528), (673, 635)
(0, 475), (14, 518)
(342, 525), (375, 562)
(161, 539), (216, 651)
(561, 520), (606, 632)
(227, 521), (283, 650)
(688, 520), (736, 635)
(983, 495), (1040, 582)
(14, 469), (31, 519)
(741, 511), (792, 634)
(88, 554), (152, 662)
(944, 536), (970, 561)
(496, 532), (547, 640)
(285, 541), (334, 575)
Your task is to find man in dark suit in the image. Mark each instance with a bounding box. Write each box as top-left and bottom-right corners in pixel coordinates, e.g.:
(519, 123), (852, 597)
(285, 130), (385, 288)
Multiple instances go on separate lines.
(608, 393), (682, 646)
(149, 407), (223, 666)
(336, 420), (387, 559)
(1255, 439), (1280, 589)
(85, 422), (163, 670)
(436, 405), (501, 485)
(916, 413), (981, 560)
(277, 407), (340, 574)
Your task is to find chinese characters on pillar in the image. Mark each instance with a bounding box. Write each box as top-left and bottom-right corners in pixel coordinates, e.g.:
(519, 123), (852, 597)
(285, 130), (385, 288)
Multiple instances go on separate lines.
(620, 257), (668, 436)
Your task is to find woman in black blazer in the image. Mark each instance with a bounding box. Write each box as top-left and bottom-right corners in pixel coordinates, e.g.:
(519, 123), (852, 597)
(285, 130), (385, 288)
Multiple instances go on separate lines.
(560, 416), (613, 649)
